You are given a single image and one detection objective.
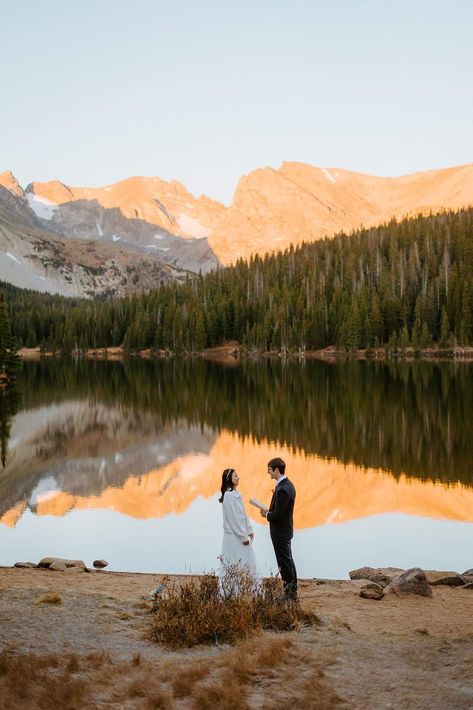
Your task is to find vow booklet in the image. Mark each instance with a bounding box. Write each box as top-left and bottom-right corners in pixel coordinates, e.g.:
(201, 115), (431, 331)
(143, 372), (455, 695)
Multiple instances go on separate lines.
(249, 497), (268, 512)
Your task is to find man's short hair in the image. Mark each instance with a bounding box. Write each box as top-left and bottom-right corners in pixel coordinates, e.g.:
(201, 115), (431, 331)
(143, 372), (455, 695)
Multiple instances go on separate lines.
(267, 457), (286, 476)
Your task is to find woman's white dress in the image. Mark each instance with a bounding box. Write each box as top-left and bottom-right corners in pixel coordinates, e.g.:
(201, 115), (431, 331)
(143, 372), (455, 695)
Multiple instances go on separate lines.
(220, 489), (259, 578)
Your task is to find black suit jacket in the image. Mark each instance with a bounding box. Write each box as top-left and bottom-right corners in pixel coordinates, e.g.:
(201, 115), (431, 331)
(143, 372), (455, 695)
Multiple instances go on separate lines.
(267, 477), (295, 540)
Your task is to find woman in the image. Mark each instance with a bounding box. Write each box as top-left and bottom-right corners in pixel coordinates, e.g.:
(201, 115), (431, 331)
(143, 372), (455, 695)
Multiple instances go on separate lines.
(219, 468), (259, 580)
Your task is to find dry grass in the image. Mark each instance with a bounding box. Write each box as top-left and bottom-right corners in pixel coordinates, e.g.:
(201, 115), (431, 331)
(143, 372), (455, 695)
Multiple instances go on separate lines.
(151, 565), (318, 648)
(0, 632), (342, 709)
(116, 610), (133, 620)
(35, 591), (64, 605)
(0, 651), (86, 709)
(0, 570), (337, 708)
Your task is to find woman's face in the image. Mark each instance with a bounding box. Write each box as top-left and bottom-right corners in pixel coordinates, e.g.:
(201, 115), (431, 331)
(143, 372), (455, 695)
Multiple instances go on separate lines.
(231, 470), (240, 486)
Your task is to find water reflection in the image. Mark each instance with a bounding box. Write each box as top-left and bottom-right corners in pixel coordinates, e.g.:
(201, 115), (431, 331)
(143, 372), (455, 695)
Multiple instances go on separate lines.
(6, 430), (473, 528)
(0, 382), (19, 467)
(16, 358), (473, 484)
(1, 358), (473, 576)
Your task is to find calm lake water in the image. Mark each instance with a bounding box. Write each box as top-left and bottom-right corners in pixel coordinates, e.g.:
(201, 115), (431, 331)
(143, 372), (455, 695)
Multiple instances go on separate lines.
(1, 358), (473, 579)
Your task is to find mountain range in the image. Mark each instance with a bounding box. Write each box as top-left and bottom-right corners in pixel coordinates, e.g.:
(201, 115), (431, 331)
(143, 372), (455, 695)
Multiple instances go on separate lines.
(1, 162), (472, 297)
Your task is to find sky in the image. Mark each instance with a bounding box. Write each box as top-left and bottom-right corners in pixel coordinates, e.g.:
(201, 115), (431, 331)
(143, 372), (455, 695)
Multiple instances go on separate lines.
(1, 0), (472, 204)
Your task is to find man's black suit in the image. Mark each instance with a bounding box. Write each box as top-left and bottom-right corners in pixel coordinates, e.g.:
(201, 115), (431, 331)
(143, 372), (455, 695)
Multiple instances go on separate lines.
(267, 477), (297, 599)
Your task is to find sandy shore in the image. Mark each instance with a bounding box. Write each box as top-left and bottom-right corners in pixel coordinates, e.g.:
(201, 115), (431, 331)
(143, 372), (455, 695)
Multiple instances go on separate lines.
(17, 344), (473, 362)
(1, 567), (473, 708)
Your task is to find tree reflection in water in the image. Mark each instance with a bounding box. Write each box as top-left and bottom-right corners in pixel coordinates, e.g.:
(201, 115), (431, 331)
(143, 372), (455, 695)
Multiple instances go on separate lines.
(0, 383), (19, 467)
(18, 357), (473, 487)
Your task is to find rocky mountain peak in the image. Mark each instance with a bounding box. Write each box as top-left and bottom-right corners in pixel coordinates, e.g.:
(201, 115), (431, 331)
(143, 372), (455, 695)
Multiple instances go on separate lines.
(25, 180), (74, 203)
(1, 161), (473, 296)
(0, 170), (24, 198)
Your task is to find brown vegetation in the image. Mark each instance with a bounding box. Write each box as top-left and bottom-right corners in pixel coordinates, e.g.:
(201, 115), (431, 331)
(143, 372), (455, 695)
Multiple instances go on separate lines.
(0, 635), (341, 709)
(2, 568), (473, 707)
(151, 565), (317, 649)
(35, 591), (64, 605)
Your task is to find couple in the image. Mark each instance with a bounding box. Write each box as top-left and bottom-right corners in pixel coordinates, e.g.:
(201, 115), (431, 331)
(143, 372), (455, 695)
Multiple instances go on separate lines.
(219, 457), (298, 600)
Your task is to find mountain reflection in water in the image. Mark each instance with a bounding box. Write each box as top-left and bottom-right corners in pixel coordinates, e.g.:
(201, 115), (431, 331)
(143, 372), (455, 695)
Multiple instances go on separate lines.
(1, 358), (473, 575)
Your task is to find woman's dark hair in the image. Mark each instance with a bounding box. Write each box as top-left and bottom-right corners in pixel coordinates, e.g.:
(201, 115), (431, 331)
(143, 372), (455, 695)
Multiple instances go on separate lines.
(219, 468), (235, 503)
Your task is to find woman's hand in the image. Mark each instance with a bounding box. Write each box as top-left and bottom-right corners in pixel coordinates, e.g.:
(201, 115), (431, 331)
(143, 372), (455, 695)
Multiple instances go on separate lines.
(249, 533), (254, 540)
(243, 539), (250, 546)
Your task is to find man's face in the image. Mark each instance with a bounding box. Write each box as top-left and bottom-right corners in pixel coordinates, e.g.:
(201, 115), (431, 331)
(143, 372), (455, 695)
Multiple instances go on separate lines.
(267, 466), (279, 481)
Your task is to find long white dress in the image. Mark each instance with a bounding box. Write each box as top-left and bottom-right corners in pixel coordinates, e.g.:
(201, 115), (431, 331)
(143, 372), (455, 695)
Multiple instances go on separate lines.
(220, 489), (259, 579)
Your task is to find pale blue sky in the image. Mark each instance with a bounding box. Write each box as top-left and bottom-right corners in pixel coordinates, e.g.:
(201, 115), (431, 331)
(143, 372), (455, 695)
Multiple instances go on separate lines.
(1, 0), (472, 204)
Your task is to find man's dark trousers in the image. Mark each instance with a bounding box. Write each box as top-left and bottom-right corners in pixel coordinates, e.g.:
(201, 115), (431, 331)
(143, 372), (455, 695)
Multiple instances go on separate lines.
(270, 533), (297, 599)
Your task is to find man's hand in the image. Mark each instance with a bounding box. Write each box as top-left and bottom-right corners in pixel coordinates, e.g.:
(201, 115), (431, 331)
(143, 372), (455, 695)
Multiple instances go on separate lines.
(243, 539), (250, 546)
(249, 533), (254, 540)
(260, 509), (267, 519)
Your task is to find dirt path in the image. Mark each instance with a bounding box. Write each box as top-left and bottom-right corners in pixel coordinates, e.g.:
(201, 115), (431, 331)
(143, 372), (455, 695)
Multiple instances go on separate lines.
(1, 569), (473, 708)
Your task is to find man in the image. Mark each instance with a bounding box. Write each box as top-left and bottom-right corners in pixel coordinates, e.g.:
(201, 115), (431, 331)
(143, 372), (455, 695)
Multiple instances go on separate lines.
(260, 457), (297, 600)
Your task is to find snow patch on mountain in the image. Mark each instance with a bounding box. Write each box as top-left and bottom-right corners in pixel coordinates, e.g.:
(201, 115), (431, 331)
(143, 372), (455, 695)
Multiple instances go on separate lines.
(0, 252), (68, 295)
(177, 214), (210, 238)
(6, 252), (21, 264)
(321, 168), (336, 183)
(26, 193), (59, 220)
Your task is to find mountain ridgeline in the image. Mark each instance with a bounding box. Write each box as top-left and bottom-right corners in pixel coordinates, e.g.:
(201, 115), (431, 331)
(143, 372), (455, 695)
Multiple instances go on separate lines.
(3, 207), (473, 351)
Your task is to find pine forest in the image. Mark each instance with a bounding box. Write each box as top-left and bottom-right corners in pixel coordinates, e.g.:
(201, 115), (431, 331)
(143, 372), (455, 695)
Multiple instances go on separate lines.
(3, 208), (473, 354)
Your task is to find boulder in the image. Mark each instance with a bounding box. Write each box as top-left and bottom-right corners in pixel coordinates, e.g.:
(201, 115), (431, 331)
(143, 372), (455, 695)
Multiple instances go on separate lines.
(349, 566), (403, 588)
(360, 587), (384, 600)
(424, 570), (464, 586)
(93, 559), (109, 569)
(384, 568), (432, 597)
(462, 569), (473, 576)
(64, 566), (84, 574)
(462, 582), (473, 589)
(13, 562), (36, 568)
(361, 581), (384, 591)
(49, 562), (67, 572)
(38, 557), (86, 569)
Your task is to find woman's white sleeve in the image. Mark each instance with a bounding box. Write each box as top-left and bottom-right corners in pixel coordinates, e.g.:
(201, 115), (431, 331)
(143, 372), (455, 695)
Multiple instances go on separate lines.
(246, 511), (254, 536)
(223, 495), (250, 543)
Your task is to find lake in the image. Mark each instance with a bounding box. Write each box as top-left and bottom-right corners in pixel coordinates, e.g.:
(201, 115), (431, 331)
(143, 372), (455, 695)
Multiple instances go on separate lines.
(1, 358), (473, 579)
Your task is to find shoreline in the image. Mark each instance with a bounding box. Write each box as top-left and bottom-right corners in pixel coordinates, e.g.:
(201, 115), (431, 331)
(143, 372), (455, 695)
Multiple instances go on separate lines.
(1, 565), (473, 707)
(17, 343), (473, 363)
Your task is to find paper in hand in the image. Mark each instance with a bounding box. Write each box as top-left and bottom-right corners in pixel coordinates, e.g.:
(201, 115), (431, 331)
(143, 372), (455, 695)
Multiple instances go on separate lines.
(249, 497), (268, 512)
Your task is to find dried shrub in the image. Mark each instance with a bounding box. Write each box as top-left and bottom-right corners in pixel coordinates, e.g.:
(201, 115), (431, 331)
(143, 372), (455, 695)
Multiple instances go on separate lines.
(151, 564), (318, 648)
(66, 654), (80, 673)
(192, 676), (250, 710)
(36, 591), (64, 605)
(36, 673), (86, 709)
(171, 662), (209, 697)
(142, 688), (174, 710)
(116, 610), (133, 620)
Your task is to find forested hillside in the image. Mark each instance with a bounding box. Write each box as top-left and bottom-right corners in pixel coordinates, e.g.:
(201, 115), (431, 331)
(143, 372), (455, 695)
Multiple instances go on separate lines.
(3, 208), (473, 352)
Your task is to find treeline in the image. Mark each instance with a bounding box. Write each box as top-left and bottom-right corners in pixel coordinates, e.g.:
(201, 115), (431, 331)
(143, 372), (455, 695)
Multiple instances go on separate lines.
(0, 292), (20, 378)
(3, 207), (473, 351)
(0, 292), (21, 466)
